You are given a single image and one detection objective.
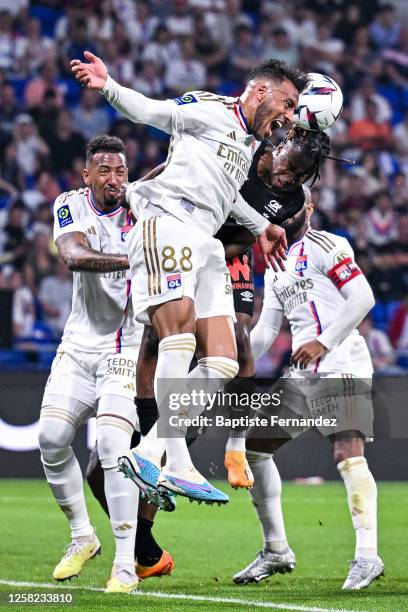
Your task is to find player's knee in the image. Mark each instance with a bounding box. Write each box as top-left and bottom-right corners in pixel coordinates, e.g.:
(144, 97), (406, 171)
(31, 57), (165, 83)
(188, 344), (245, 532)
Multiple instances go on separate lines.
(38, 414), (75, 454)
(97, 421), (133, 470)
(38, 421), (73, 467)
(331, 432), (365, 464)
(198, 356), (239, 381)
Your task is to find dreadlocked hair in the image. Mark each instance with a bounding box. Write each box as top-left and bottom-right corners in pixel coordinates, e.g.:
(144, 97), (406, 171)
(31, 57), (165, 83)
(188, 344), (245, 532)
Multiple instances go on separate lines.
(283, 127), (331, 186)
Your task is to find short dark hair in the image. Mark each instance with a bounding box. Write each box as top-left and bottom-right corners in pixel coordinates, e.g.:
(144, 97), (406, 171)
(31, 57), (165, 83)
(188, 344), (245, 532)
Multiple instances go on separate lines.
(248, 59), (310, 94)
(284, 127), (331, 186)
(86, 135), (126, 163)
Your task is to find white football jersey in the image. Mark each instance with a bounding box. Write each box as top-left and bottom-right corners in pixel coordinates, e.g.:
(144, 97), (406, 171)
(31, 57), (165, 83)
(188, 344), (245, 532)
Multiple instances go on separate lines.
(102, 81), (258, 235)
(53, 188), (142, 353)
(263, 228), (372, 374)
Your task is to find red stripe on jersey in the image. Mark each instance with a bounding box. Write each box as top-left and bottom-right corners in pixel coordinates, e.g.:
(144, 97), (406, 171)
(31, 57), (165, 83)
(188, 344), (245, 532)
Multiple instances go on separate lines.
(327, 257), (362, 290)
(233, 102), (249, 133)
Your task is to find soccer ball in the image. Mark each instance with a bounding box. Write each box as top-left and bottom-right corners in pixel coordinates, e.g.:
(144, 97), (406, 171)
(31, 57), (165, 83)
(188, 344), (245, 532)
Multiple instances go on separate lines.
(294, 73), (343, 132)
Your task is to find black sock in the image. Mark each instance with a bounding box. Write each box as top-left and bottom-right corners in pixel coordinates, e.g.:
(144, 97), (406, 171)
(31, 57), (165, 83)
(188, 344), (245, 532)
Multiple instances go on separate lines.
(135, 517), (163, 566)
(135, 397), (159, 436)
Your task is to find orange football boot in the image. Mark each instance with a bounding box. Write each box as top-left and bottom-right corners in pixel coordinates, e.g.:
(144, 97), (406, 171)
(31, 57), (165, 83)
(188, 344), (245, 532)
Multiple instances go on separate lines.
(136, 550), (174, 580)
(224, 450), (254, 489)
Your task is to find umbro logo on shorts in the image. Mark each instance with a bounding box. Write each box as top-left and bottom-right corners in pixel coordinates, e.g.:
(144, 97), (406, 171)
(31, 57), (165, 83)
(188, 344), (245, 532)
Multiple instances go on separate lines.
(241, 290), (253, 302)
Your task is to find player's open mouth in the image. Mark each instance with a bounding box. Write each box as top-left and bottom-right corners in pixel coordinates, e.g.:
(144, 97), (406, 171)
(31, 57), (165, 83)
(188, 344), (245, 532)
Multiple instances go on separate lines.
(272, 120), (284, 129)
(271, 176), (284, 188)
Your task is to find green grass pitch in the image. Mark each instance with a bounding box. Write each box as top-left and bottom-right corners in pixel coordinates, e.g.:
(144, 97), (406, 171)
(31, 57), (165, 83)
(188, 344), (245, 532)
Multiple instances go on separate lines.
(0, 479), (407, 611)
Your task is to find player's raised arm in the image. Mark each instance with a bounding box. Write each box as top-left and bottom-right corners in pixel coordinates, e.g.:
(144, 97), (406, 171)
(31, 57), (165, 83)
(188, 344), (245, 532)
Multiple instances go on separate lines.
(56, 232), (129, 273)
(71, 52), (211, 135)
(71, 51), (174, 132)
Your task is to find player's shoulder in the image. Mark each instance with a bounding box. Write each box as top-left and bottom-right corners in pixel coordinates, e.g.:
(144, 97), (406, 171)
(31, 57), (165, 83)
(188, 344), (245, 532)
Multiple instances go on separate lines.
(174, 90), (235, 110)
(305, 229), (350, 255)
(53, 188), (88, 229)
(54, 187), (88, 209)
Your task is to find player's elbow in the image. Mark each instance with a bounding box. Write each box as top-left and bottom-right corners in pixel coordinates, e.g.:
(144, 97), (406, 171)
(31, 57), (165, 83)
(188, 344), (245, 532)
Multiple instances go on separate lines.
(61, 252), (80, 271)
(63, 254), (77, 271)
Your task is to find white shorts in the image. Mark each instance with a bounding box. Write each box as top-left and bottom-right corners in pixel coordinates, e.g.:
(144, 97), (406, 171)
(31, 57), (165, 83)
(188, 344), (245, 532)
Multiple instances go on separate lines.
(127, 204), (235, 324)
(259, 368), (374, 440)
(42, 347), (139, 411)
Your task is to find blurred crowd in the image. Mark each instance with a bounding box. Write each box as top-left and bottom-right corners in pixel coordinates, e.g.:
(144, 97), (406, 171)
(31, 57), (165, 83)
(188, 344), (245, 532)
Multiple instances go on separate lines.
(0, 0), (408, 372)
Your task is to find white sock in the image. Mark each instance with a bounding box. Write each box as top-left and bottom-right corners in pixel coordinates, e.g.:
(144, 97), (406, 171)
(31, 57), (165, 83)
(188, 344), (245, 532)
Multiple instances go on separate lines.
(338, 456), (377, 559)
(167, 356), (240, 472)
(97, 401), (139, 570)
(186, 356), (239, 421)
(42, 447), (93, 538)
(104, 468), (139, 569)
(247, 450), (288, 552)
(165, 356), (239, 473)
(39, 407), (92, 539)
(154, 333), (196, 473)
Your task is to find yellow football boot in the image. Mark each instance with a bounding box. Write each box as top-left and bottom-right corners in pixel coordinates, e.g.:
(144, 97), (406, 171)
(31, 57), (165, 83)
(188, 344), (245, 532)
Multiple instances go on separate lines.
(136, 550), (175, 580)
(53, 532), (101, 581)
(105, 566), (139, 593)
(224, 450), (254, 489)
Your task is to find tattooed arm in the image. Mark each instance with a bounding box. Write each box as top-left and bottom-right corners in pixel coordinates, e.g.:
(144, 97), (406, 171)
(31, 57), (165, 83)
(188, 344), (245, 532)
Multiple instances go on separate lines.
(56, 232), (129, 272)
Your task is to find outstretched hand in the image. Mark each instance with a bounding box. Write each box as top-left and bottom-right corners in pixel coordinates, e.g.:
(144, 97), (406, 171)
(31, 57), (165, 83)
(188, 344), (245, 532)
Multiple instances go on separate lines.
(257, 224), (287, 272)
(70, 51), (108, 90)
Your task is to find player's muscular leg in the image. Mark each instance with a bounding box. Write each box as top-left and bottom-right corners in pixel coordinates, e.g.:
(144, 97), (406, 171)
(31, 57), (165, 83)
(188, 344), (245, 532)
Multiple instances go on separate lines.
(242, 434), (293, 568)
(235, 313), (255, 376)
(149, 297), (196, 339)
(135, 325), (161, 521)
(195, 315), (237, 360)
(137, 325), (159, 398)
(331, 430), (378, 568)
(220, 313), (255, 487)
(39, 396), (95, 540)
(132, 297), (198, 477)
(179, 315), (238, 423)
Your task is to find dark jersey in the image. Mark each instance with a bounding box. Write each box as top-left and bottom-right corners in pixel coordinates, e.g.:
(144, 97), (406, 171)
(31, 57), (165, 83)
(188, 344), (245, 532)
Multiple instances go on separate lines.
(218, 141), (306, 316)
(216, 140), (305, 246)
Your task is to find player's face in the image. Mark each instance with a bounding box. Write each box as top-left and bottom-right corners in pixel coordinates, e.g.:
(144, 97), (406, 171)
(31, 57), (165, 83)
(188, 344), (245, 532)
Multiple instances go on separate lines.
(83, 151), (128, 209)
(252, 79), (299, 140)
(268, 144), (316, 189)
